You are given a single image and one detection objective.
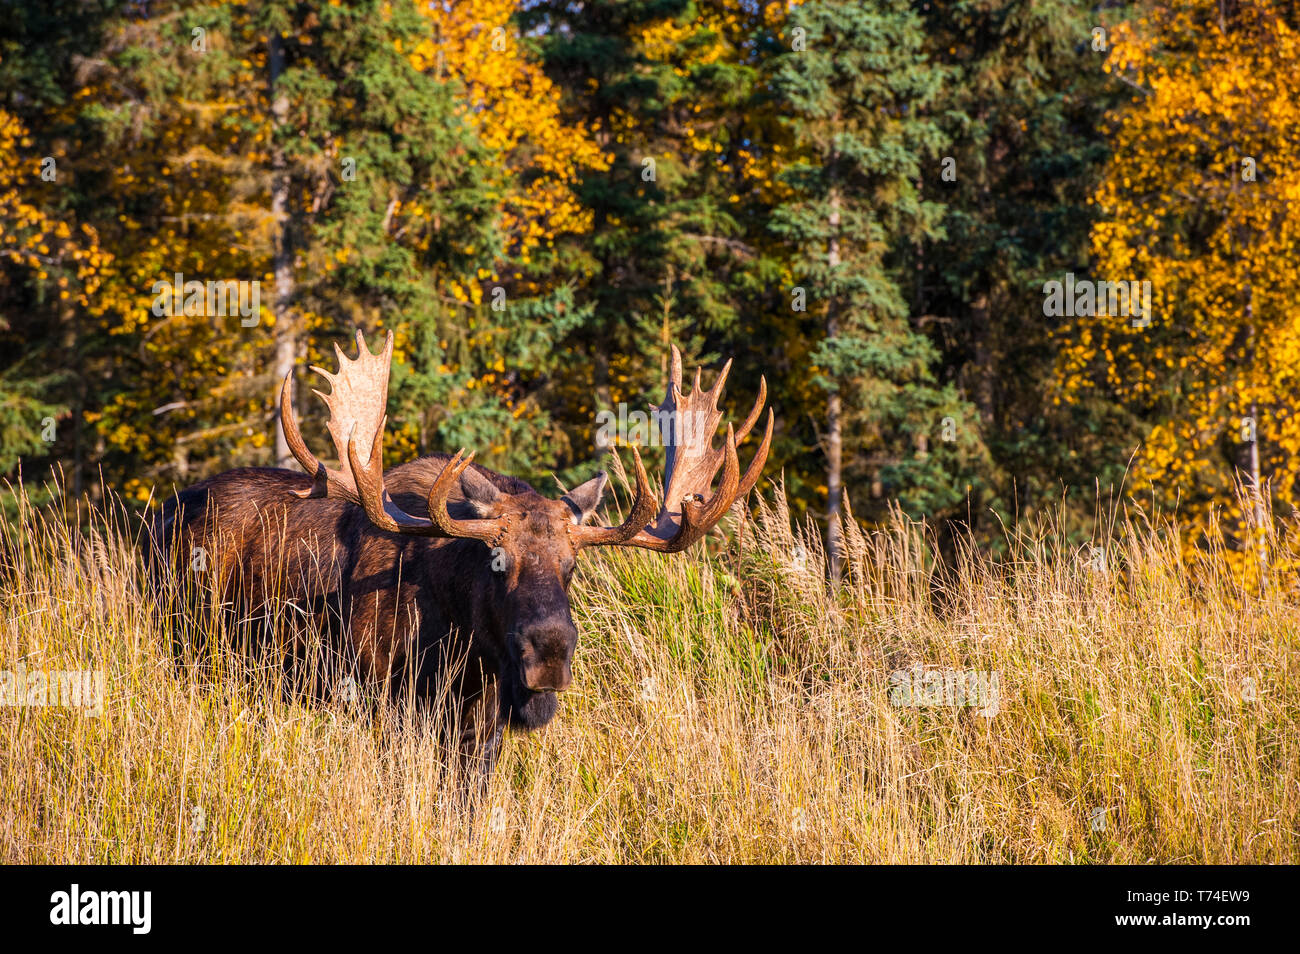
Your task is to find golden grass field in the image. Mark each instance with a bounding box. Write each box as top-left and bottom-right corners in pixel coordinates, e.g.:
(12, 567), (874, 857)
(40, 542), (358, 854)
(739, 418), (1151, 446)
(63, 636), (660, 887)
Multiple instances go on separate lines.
(1, 482), (1296, 863)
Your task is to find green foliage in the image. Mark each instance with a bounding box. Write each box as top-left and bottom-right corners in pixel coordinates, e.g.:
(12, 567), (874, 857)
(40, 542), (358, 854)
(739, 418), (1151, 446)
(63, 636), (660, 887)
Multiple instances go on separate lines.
(913, 0), (1124, 537)
(765, 0), (976, 522)
(0, 0), (1252, 555)
(0, 364), (68, 474)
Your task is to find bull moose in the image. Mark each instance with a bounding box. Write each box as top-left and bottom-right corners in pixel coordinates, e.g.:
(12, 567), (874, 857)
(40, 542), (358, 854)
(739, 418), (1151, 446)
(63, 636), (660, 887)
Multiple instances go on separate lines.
(153, 330), (771, 778)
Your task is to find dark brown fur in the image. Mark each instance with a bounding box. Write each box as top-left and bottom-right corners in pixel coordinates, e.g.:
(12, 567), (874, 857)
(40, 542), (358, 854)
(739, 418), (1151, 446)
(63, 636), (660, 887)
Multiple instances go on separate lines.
(152, 455), (600, 776)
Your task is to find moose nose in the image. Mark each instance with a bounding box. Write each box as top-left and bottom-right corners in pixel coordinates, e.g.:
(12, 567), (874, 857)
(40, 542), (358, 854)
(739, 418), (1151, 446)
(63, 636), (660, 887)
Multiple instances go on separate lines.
(523, 660), (572, 692)
(518, 625), (576, 692)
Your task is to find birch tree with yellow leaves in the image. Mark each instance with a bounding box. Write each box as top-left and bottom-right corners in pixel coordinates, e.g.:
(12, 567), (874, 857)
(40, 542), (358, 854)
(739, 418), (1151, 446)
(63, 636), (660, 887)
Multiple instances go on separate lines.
(1058, 0), (1300, 585)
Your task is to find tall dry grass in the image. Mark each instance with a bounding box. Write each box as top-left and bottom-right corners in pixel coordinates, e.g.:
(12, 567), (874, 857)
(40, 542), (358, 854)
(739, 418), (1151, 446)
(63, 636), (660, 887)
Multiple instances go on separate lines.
(0, 480), (1296, 863)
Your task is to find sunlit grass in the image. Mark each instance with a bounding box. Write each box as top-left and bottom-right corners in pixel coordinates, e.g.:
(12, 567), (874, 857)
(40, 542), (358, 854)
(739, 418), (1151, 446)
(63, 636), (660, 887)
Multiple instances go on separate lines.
(1, 481), (1296, 863)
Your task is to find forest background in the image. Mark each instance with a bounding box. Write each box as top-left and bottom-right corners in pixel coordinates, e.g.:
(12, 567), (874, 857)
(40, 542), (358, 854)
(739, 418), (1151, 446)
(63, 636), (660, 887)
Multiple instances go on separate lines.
(2, 0), (1293, 579)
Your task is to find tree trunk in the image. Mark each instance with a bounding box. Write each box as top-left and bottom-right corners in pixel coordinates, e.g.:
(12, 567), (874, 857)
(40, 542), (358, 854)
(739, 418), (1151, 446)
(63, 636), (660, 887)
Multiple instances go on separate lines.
(969, 292), (995, 426)
(269, 31), (296, 468)
(1248, 397), (1265, 583)
(593, 348), (611, 416)
(826, 184), (844, 582)
(1230, 179), (1267, 592)
(1245, 281), (1267, 593)
(60, 300), (85, 500)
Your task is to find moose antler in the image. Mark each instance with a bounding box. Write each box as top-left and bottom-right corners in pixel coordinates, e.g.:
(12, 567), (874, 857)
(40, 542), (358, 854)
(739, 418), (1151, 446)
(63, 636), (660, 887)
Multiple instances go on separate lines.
(280, 330), (510, 543)
(570, 346), (773, 552)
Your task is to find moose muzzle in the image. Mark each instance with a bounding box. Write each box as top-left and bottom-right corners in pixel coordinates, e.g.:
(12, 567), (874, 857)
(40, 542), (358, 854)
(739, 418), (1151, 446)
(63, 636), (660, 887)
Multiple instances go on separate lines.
(516, 624), (576, 692)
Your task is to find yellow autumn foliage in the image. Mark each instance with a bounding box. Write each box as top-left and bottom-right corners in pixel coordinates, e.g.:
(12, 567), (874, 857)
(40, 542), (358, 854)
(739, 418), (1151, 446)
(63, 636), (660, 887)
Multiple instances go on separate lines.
(412, 0), (609, 258)
(0, 107), (106, 314)
(1058, 0), (1300, 584)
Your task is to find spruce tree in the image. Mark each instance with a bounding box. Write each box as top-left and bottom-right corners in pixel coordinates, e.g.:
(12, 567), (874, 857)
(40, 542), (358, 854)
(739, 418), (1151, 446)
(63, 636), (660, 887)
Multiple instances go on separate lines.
(768, 0), (958, 575)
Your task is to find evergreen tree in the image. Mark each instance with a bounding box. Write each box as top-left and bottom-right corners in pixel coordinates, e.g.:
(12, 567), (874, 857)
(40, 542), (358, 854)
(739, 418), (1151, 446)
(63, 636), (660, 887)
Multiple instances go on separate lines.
(518, 0), (763, 480)
(0, 0), (117, 501)
(768, 0), (962, 575)
(7, 0), (506, 499)
(915, 0), (1122, 540)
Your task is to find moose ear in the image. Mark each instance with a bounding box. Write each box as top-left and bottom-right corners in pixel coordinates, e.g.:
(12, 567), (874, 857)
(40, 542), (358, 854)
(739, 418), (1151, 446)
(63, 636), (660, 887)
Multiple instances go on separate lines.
(458, 466), (503, 517)
(562, 471), (608, 525)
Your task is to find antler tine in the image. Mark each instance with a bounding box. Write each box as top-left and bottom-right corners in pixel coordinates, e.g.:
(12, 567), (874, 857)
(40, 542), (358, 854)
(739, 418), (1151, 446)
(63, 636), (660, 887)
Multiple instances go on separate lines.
(708, 358), (732, 403)
(346, 416), (387, 523)
(735, 376), (766, 442)
(424, 450), (510, 542)
(280, 371), (318, 479)
(346, 413), (419, 533)
(424, 450), (475, 534)
(670, 345), (684, 393)
(280, 370), (353, 501)
(737, 408), (774, 497)
(569, 445), (659, 548)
